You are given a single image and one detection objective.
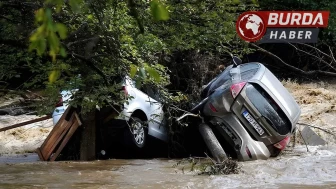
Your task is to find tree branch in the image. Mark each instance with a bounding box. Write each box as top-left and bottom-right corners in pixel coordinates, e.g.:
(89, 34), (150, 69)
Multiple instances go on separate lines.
(71, 53), (109, 85)
(66, 37), (100, 48)
(250, 43), (336, 77)
(288, 43), (336, 72)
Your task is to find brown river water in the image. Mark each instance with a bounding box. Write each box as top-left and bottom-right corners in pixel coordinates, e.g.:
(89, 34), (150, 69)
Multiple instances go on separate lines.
(0, 145), (336, 189)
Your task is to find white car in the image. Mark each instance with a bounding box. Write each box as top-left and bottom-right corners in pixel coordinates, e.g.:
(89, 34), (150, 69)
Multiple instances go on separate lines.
(52, 76), (168, 149)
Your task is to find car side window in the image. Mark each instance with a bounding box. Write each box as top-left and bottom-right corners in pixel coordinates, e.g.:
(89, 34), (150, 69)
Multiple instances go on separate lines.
(148, 87), (162, 101)
(140, 84), (161, 102)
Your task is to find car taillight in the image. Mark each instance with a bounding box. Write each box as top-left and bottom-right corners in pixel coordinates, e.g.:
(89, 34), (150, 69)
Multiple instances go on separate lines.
(209, 103), (218, 112)
(55, 97), (63, 107)
(230, 82), (247, 99)
(274, 136), (290, 150)
(122, 86), (128, 97)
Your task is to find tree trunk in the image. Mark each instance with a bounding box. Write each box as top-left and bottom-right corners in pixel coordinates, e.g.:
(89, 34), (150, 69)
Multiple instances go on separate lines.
(80, 110), (96, 161)
(198, 123), (227, 163)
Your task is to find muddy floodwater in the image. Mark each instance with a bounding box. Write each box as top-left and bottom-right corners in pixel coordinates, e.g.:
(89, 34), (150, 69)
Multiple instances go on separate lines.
(0, 145), (335, 189)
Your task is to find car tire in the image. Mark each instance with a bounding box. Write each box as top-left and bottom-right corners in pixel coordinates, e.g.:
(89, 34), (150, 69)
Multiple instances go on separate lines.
(125, 116), (147, 149)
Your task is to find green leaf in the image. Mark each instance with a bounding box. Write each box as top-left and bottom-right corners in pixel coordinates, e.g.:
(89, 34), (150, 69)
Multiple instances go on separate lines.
(35, 9), (45, 23)
(37, 38), (47, 55)
(49, 70), (60, 83)
(139, 66), (147, 80)
(60, 47), (67, 57)
(48, 32), (60, 61)
(145, 66), (161, 82)
(130, 64), (138, 78)
(233, 0), (240, 4)
(56, 23), (67, 39)
(150, 0), (169, 21)
(45, 9), (54, 31)
(48, 32), (60, 52)
(87, 14), (93, 20)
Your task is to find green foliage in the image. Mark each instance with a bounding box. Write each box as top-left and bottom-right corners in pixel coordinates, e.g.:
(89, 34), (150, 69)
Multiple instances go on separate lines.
(29, 8), (68, 61)
(150, 0), (169, 21)
(147, 1), (254, 57)
(2, 0), (335, 117)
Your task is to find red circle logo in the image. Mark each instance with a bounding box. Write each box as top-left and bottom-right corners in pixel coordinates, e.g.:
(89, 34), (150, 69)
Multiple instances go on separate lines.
(236, 12), (266, 42)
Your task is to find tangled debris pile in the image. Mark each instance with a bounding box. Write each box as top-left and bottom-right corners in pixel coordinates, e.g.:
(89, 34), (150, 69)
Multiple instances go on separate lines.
(173, 156), (241, 175)
(199, 158), (241, 175)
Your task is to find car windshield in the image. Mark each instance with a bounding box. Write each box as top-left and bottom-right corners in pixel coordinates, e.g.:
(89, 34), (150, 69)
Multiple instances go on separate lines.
(245, 84), (291, 135)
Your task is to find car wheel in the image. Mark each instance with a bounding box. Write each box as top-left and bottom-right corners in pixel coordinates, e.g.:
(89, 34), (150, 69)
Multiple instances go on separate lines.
(127, 117), (147, 149)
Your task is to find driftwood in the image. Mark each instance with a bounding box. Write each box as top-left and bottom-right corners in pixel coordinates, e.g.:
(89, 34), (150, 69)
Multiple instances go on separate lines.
(0, 115), (51, 132)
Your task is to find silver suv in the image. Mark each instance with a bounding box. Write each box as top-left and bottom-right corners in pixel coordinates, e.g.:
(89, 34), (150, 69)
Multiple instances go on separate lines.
(52, 76), (168, 150)
(197, 62), (301, 161)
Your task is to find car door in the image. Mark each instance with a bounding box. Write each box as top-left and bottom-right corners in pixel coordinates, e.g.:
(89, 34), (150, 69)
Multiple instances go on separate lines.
(142, 86), (168, 142)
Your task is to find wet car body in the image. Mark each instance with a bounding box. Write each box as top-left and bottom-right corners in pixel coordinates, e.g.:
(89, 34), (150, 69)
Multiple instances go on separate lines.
(193, 62), (301, 161)
(52, 76), (168, 151)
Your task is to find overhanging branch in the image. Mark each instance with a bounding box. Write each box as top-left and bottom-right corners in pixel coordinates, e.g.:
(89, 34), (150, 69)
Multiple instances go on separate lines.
(71, 53), (109, 85)
(249, 43), (336, 77)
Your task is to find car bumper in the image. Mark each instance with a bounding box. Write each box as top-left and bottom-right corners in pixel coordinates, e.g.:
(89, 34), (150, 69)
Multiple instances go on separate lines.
(212, 114), (271, 161)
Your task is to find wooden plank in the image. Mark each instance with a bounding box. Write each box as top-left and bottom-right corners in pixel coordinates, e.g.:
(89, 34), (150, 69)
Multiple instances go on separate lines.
(39, 107), (71, 150)
(40, 116), (70, 159)
(74, 112), (82, 126)
(50, 119), (80, 161)
(36, 147), (45, 161)
(41, 113), (75, 160)
(0, 115), (51, 132)
(40, 118), (67, 153)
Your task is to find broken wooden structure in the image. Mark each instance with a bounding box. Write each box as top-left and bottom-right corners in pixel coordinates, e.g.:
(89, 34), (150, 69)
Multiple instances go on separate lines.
(36, 107), (82, 161)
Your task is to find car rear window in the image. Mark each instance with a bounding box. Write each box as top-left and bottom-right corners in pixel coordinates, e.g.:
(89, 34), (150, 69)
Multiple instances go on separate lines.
(245, 84), (291, 135)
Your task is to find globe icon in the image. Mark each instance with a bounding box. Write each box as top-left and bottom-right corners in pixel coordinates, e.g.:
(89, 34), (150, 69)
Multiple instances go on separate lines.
(237, 13), (265, 42)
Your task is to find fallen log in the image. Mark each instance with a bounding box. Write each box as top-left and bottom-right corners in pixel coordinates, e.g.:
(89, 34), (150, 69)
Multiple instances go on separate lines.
(0, 115), (51, 132)
(198, 123), (227, 163)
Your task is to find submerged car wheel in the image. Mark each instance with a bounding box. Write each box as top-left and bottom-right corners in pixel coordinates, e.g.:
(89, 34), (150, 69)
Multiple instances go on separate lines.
(127, 117), (147, 149)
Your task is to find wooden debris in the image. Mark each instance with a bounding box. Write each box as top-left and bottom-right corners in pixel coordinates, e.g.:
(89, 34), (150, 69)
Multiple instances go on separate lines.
(0, 115), (51, 132)
(37, 107), (82, 161)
